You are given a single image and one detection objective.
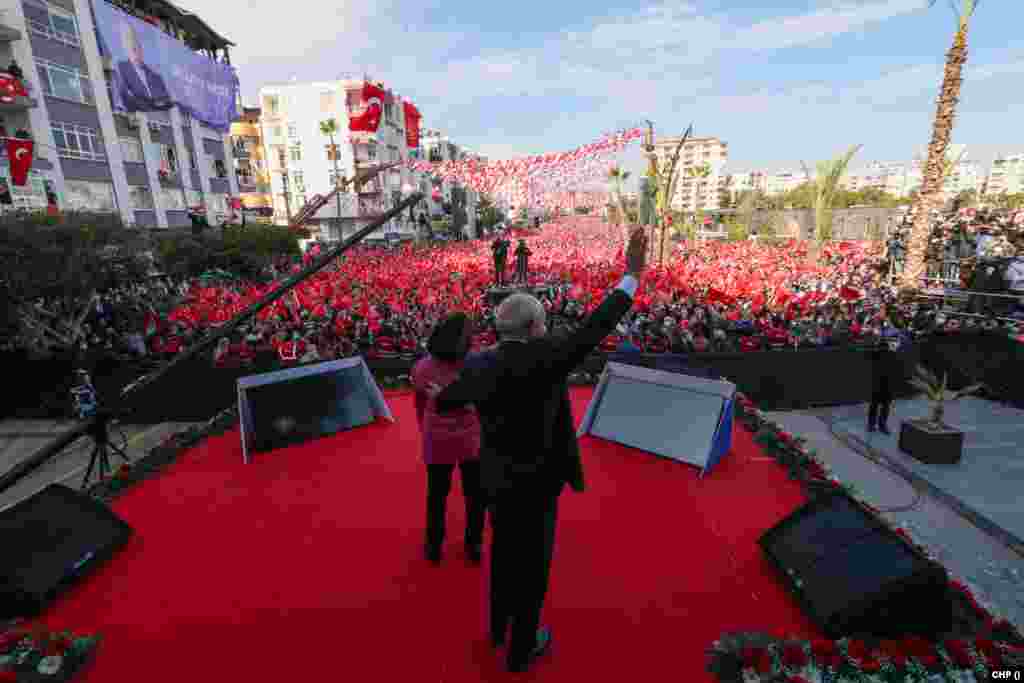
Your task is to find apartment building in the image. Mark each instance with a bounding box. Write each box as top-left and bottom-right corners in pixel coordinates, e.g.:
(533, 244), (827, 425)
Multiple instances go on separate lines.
(0, 0), (240, 227)
(726, 171), (766, 199)
(764, 171), (804, 196)
(421, 128), (477, 235)
(230, 104), (271, 218)
(984, 154), (1024, 196)
(257, 78), (438, 240)
(653, 136), (729, 212)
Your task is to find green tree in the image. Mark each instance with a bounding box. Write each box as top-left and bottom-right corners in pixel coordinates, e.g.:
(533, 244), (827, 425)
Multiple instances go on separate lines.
(802, 145), (861, 241)
(320, 118), (344, 233)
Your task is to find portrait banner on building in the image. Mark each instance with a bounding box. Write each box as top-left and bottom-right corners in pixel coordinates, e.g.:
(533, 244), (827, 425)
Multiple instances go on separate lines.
(92, 0), (238, 132)
(403, 101), (420, 149)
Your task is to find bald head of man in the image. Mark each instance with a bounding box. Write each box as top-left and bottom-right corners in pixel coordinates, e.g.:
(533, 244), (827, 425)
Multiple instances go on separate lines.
(495, 293), (546, 340)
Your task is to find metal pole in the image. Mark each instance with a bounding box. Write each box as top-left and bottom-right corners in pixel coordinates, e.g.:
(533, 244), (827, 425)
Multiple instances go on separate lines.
(0, 194), (424, 497)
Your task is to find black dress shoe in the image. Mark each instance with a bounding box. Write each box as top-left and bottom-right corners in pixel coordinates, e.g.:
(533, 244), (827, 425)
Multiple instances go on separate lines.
(424, 544), (441, 565)
(867, 424), (876, 433)
(507, 627), (552, 672)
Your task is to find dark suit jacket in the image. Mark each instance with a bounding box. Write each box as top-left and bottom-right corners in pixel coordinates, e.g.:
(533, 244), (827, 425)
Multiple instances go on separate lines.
(869, 344), (901, 397)
(116, 61), (172, 110)
(435, 289), (633, 497)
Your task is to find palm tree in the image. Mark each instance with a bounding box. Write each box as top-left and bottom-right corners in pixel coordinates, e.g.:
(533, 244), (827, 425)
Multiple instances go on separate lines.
(320, 118), (343, 238)
(908, 364), (984, 426)
(801, 145), (861, 242)
(900, 0), (979, 293)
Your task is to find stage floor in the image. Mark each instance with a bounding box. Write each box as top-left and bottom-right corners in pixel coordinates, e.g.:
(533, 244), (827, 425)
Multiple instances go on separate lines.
(829, 396), (1024, 548)
(34, 387), (820, 683)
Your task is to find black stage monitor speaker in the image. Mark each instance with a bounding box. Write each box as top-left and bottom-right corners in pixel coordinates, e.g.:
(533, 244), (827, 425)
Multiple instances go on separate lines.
(0, 484), (133, 620)
(759, 490), (951, 639)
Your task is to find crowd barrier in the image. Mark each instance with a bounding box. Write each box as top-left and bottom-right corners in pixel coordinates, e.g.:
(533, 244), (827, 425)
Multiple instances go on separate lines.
(1, 333), (1018, 423)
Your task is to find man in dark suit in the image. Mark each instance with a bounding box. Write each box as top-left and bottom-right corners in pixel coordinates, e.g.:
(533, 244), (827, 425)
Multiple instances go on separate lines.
(427, 228), (648, 673)
(116, 21), (171, 111)
(868, 337), (901, 434)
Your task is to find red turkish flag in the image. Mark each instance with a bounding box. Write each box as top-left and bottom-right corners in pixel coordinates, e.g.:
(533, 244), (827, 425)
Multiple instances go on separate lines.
(349, 81), (385, 133)
(0, 72), (27, 102)
(839, 286), (862, 301)
(403, 101), (421, 149)
(5, 138), (33, 186)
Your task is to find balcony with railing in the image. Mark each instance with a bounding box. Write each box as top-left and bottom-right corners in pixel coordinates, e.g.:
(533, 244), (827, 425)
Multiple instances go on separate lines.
(101, 0), (233, 65)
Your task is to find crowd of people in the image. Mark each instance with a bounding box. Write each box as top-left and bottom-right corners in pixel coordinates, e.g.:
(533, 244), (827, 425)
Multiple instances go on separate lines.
(163, 217), (1024, 366)
(8, 216), (1023, 370)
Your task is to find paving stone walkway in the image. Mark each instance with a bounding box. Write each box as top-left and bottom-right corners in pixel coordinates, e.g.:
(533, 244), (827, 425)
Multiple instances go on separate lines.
(766, 404), (1024, 629)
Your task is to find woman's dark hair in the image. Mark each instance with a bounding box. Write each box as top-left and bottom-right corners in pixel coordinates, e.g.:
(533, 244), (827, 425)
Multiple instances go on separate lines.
(428, 313), (471, 362)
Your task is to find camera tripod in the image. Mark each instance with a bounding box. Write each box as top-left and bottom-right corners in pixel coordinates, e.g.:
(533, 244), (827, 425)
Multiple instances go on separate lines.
(81, 412), (131, 489)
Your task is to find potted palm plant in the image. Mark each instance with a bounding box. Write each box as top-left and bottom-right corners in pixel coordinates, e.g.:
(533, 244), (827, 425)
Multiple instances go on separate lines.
(899, 364), (984, 464)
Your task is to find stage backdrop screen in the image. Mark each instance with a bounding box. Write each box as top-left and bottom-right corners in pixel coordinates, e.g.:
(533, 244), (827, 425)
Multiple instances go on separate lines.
(92, 0), (239, 131)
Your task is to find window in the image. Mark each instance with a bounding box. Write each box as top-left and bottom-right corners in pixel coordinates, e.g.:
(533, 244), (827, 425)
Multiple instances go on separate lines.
(292, 171), (304, 192)
(213, 159), (227, 178)
(129, 186), (154, 210)
(289, 146), (301, 162)
(35, 59), (93, 104)
(27, 5), (79, 46)
(384, 103), (393, 123)
(326, 144), (340, 161)
(287, 123), (298, 139)
(159, 188), (185, 211)
(366, 143), (376, 161)
(120, 138), (143, 163)
(65, 180), (116, 212)
(189, 149), (198, 171)
(52, 122), (105, 161)
(158, 145), (177, 173)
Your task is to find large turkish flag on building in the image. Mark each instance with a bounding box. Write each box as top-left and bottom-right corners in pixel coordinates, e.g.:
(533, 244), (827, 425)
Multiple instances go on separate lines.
(403, 101), (421, 149)
(349, 81), (385, 133)
(5, 138), (33, 186)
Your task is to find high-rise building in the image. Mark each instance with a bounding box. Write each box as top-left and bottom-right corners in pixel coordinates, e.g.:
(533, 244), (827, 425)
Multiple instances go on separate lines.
(0, 0), (240, 227)
(984, 154), (1024, 196)
(421, 129), (477, 234)
(653, 136), (729, 212)
(230, 105), (271, 219)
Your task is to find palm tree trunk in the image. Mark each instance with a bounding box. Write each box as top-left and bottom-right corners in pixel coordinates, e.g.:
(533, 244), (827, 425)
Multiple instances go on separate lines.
(900, 23), (969, 292)
(331, 134), (342, 240)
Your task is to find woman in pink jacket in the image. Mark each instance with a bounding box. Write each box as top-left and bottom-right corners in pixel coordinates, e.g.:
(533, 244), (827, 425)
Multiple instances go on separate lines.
(412, 313), (484, 565)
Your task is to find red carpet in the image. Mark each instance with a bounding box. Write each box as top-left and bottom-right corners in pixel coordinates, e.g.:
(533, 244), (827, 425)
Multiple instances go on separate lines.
(38, 387), (820, 682)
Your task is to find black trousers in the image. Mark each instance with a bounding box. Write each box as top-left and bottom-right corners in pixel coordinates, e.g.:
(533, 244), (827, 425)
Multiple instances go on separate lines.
(868, 390), (892, 427)
(425, 461), (485, 550)
(489, 489), (559, 668)
(494, 259), (506, 286)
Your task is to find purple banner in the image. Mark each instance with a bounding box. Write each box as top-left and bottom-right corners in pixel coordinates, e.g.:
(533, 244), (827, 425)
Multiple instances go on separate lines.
(92, 0), (238, 132)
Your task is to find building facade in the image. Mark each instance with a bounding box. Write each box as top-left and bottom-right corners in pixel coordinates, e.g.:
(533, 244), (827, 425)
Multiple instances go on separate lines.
(0, 0), (239, 227)
(230, 104), (271, 219)
(256, 78), (440, 240)
(984, 154), (1024, 196)
(421, 128), (477, 235)
(653, 136), (729, 212)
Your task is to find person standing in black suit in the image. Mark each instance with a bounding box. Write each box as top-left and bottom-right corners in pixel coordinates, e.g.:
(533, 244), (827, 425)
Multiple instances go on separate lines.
(868, 337), (900, 434)
(427, 228), (648, 673)
(115, 21), (172, 111)
(492, 236), (509, 287)
(514, 239), (531, 284)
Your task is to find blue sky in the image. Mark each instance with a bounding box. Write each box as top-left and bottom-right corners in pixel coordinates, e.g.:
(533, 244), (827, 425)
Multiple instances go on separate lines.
(182, 0), (1024, 178)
